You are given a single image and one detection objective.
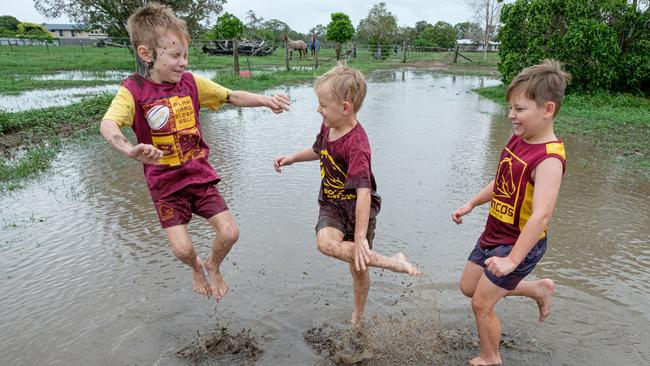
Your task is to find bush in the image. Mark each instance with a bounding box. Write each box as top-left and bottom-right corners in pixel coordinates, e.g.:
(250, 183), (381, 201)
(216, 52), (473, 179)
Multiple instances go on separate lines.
(498, 0), (649, 95)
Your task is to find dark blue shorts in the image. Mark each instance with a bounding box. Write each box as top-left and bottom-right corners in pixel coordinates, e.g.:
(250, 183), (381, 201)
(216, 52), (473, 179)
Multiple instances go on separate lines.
(468, 237), (547, 291)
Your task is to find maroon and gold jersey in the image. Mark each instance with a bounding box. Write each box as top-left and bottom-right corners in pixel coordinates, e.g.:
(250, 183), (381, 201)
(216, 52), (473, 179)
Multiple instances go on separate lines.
(479, 134), (566, 248)
(118, 73), (222, 200)
(312, 122), (381, 218)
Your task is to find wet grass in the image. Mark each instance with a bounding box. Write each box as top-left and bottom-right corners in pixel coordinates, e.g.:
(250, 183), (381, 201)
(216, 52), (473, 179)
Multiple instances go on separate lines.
(475, 86), (650, 175)
(0, 94), (112, 191)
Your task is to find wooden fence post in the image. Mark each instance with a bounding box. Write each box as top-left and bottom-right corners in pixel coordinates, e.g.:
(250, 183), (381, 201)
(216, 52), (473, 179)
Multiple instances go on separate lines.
(284, 37), (290, 71)
(402, 40), (407, 63)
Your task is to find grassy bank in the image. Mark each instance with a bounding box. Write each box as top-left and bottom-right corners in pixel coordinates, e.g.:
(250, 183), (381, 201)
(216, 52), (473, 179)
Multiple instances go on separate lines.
(475, 86), (650, 174)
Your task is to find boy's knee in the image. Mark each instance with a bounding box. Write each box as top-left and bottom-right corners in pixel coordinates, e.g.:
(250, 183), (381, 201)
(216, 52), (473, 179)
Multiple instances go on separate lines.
(316, 238), (335, 256)
(460, 281), (476, 298)
(471, 296), (491, 314)
(219, 224), (239, 246)
(170, 241), (194, 260)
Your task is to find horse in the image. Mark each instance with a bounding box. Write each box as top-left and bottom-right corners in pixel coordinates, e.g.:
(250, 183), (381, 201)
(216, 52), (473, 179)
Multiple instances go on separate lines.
(282, 34), (307, 61)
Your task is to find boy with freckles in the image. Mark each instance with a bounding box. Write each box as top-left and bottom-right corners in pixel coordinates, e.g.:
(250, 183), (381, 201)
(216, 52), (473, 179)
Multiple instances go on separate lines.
(274, 65), (420, 325)
(100, 3), (289, 301)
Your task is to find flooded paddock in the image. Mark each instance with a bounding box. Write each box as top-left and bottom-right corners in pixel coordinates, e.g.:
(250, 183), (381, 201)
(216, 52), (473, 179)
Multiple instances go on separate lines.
(0, 70), (648, 365)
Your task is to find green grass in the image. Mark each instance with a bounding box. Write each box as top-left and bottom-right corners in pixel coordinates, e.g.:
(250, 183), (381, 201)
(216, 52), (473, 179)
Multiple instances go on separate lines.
(0, 44), (499, 93)
(474, 86), (650, 175)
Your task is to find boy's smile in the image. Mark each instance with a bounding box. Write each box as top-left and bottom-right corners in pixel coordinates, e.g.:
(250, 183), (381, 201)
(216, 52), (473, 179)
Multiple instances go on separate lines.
(316, 87), (347, 129)
(508, 94), (555, 142)
(143, 32), (189, 84)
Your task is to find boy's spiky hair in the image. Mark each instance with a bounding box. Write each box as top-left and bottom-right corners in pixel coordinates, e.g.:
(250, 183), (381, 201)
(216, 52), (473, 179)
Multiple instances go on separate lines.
(507, 59), (572, 116)
(314, 64), (367, 112)
(126, 3), (190, 50)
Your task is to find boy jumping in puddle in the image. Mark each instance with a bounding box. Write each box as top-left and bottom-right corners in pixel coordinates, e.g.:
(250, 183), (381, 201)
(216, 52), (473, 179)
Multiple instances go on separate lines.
(452, 59), (570, 365)
(100, 3), (289, 301)
(274, 65), (420, 325)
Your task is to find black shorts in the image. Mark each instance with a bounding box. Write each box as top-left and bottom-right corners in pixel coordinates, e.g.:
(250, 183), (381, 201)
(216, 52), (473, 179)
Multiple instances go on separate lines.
(468, 237), (547, 291)
(315, 204), (377, 249)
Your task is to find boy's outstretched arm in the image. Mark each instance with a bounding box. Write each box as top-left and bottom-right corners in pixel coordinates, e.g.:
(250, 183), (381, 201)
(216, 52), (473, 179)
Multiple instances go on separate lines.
(452, 179), (495, 224)
(353, 187), (373, 271)
(273, 147), (319, 173)
(228, 91), (290, 114)
(100, 119), (162, 164)
(485, 158), (564, 277)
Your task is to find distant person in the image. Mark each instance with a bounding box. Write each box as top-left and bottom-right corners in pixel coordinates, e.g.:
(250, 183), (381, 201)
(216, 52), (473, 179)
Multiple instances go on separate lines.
(451, 59), (571, 365)
(99, 3), (290, 301)
(273, 65), (420, 325)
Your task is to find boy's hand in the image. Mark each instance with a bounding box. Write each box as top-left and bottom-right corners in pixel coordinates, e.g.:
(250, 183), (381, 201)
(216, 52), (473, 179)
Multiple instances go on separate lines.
(128, 143), (163, 164)
(353, 238), (372, 271)
(267, 93), (290, 114)
(273, 155), (294, 173)
(485, 256), (517, 277)
(451, 203), (474, 224)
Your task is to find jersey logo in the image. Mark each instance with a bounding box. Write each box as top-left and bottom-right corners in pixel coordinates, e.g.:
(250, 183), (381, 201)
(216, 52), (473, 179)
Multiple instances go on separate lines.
(146, 104), (170, 130)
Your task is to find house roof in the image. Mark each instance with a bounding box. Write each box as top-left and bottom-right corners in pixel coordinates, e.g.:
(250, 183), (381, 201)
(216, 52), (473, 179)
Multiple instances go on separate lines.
(43, 24), (88, 31)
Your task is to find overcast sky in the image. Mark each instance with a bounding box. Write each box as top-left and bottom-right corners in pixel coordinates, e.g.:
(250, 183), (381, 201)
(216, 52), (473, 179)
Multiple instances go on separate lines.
(0, 0), (477, 33)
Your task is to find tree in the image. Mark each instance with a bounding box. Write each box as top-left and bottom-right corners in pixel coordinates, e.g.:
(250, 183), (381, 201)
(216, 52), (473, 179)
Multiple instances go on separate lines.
(419, 21), (457, 49)
(0, 15), (20, 32)
(499, 0), (649, 94)
(454, 21), (483, 41)
(326, 12), (355, 60)
(309, 24), (327, 39)
(469, 0), (502, 60)
(34, 0), (226, 38)
(212, 12), (244, 75)
(414, 20), (432, 37)
(17, 22), (51, 37)
(357, 2), (398, 58)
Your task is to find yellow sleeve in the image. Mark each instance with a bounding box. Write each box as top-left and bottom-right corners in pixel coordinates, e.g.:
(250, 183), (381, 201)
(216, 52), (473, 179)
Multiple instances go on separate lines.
(102, 86), (135, 127)
(193, 73), (232, 110)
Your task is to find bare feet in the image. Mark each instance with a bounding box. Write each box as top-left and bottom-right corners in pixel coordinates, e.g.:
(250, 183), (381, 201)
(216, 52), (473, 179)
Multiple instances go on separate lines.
(203, 257), (229, 301)
(191, 256), (212, 296)
(469, 355), (502, 365)
(350, 311), (364, 326)
(535, 279), (555, 322)
(391, 253), (421, 276)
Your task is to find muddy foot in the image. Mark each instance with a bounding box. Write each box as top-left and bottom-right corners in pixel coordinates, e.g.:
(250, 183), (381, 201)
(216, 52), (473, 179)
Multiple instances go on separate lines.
(192, 256), (212, 296)
(536, 279), (555, 322)
(204, 258), (229, 301)
(469, 355), (502, 365)
(392, 253), (421, 276)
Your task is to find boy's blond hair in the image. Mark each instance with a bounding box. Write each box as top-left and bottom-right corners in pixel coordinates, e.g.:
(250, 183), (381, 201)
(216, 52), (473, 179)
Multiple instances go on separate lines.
(314, 65), (367, 113)
(126, 3), (190, 50)
(507, 59), (571, 117)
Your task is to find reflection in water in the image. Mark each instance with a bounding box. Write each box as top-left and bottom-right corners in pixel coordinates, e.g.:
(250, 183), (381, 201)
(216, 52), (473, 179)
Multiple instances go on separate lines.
(0, 70), (648, 365)
(0, 69), (218, 112)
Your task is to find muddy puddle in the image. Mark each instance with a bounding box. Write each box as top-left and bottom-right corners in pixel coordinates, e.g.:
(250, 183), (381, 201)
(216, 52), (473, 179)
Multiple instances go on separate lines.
(0, 70), (648, 365)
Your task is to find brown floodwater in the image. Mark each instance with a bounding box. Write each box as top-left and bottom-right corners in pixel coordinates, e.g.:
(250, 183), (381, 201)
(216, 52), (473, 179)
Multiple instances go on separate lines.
(1, 70), (648, 365)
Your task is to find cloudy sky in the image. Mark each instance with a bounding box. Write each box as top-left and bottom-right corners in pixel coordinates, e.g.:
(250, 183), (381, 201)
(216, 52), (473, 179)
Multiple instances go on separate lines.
(0, 0), (477, 33)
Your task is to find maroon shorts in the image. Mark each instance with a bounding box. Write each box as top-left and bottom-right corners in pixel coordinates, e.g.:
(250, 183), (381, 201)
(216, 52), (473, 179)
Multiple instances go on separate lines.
(153, 183), (228, 228)
(315, 204), (377, 249)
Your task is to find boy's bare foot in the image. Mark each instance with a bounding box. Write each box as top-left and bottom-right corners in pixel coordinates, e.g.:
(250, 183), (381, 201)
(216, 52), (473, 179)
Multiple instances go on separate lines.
(535, 279), (555, 322)
(392, 253), (421, 276)
(469, 355), (502, 365)
(203, 258), (229, 301)
(191, 256), (212, 296)
(350, 311), (364, 326)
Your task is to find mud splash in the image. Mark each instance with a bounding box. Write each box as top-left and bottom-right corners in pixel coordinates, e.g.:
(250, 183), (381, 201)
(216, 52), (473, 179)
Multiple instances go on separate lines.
(176, 327), (263, 364)
(304, 315), (545, 365)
